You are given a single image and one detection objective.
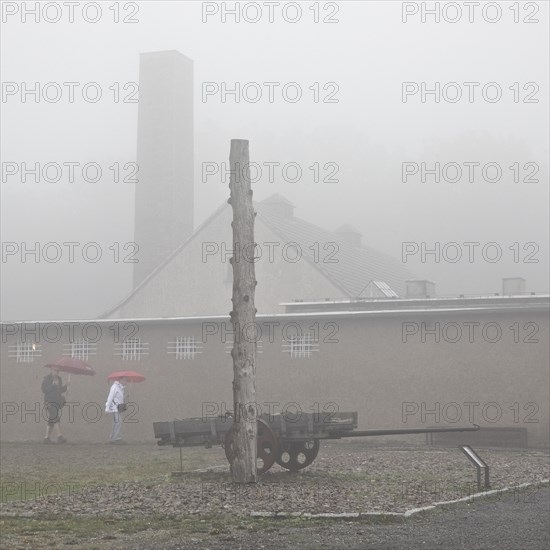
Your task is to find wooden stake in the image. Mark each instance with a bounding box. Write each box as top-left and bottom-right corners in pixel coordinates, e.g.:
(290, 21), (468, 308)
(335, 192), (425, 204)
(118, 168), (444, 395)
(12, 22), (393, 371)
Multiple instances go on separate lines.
(228, 139), (257, 483)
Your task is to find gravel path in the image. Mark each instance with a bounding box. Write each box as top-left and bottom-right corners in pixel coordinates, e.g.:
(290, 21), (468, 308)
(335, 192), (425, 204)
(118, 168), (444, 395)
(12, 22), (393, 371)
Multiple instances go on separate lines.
(119, 485), (550, 549)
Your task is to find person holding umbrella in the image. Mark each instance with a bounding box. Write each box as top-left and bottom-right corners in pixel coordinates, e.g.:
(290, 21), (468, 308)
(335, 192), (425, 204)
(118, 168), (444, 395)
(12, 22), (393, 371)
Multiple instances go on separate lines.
(105, 371), (146, 444)
(105, 376), (128, 444)
(41, 367), (68, 444)
(41, 357), (96, 444)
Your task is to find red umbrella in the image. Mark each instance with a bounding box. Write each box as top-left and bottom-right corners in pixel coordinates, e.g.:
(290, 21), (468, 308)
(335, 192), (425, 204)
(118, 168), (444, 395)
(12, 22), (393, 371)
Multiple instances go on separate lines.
(108, 371), (146, 383)
(45, 357), (96, 376)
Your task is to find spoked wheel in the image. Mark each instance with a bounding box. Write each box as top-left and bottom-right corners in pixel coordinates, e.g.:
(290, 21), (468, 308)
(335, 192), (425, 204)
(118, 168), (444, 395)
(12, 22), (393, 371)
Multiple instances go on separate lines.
(224, 419), (280, 475)
(275, 439), (320, 472)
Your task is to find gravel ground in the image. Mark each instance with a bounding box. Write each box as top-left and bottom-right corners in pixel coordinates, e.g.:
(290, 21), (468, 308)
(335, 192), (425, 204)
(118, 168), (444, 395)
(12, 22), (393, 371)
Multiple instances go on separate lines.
(1, 441), (548, 518)
(1, 441), (548, 549)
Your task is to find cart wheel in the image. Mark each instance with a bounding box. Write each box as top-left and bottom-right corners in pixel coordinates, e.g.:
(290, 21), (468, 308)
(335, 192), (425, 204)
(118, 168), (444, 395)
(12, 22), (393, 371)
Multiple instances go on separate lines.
(224, 419), (279, 475)
(275, 439), (320, 472)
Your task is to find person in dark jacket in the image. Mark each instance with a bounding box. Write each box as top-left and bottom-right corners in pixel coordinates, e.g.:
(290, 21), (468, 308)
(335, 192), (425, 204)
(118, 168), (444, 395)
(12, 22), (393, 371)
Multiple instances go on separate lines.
(41, 368), (68, 443)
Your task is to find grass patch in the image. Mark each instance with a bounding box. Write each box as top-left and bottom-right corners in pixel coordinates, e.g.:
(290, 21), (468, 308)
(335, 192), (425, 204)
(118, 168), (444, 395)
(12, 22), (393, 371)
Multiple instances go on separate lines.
(0, 513), (335, 550)
(1, 515), (210, 537)
(0, 442), (228, 502)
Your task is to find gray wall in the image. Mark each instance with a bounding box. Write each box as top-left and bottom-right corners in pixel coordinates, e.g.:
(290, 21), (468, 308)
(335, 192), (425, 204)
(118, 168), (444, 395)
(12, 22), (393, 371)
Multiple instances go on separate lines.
(1, 309), (548, 446)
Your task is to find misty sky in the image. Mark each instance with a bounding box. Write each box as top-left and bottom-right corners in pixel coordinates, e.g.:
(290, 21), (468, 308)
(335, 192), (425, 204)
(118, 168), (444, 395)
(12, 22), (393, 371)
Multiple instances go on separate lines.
(1, 0), (548, 321)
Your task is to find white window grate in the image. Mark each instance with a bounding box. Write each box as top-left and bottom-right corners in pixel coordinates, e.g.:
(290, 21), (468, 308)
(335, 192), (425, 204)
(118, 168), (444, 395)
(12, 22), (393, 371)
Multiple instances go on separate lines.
(63, 339), (97, 360)
(9, 341), (42, 363)
(167, 336), (203, 360)
(114, 338), (149, 361)
(282, 333), (319, 358)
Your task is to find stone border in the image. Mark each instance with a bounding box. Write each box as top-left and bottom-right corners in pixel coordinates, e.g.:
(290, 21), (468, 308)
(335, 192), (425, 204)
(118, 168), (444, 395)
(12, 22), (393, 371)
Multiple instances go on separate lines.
(250, 478), (550, 520)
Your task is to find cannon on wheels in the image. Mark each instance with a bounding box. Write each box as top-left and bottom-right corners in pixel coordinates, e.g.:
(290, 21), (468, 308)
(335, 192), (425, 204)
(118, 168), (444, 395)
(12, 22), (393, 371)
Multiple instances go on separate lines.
(223, 419), (321, 474)
(154, 411), (480, 475)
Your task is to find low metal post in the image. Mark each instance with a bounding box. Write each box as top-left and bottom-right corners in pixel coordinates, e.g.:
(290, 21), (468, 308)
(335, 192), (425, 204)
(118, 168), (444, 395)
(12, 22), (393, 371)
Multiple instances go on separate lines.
(459, 445), (490, 491)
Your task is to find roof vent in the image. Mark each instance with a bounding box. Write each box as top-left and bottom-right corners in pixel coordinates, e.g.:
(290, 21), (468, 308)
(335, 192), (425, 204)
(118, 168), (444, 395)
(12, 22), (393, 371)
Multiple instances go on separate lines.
(334, 224), (362, 247)
(258, 194), (294, 219)
(502, 277), (526, 296)
(406, 279), (435, 299)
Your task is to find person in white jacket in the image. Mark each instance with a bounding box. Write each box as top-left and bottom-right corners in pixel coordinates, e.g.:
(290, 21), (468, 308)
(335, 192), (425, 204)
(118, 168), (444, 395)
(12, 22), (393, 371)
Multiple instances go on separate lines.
(105, 377), (127, 443)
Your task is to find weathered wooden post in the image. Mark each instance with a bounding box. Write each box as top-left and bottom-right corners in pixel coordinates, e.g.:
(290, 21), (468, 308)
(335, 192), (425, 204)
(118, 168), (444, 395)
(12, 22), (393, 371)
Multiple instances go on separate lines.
(228, 139), (258, 483)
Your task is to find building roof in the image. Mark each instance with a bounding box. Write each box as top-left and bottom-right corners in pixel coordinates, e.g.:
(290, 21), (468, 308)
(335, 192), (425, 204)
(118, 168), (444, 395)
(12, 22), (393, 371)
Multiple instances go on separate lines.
(100, 195), (416, 318)
(3, 294), (548, 327)
(256, 199), (414, 298)
(282, 293), (550, 314)
(100, 201), (228, 318)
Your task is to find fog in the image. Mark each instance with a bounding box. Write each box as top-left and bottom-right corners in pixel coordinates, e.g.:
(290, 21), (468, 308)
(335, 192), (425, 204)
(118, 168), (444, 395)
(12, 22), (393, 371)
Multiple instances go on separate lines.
(1, 1), (548, 321)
